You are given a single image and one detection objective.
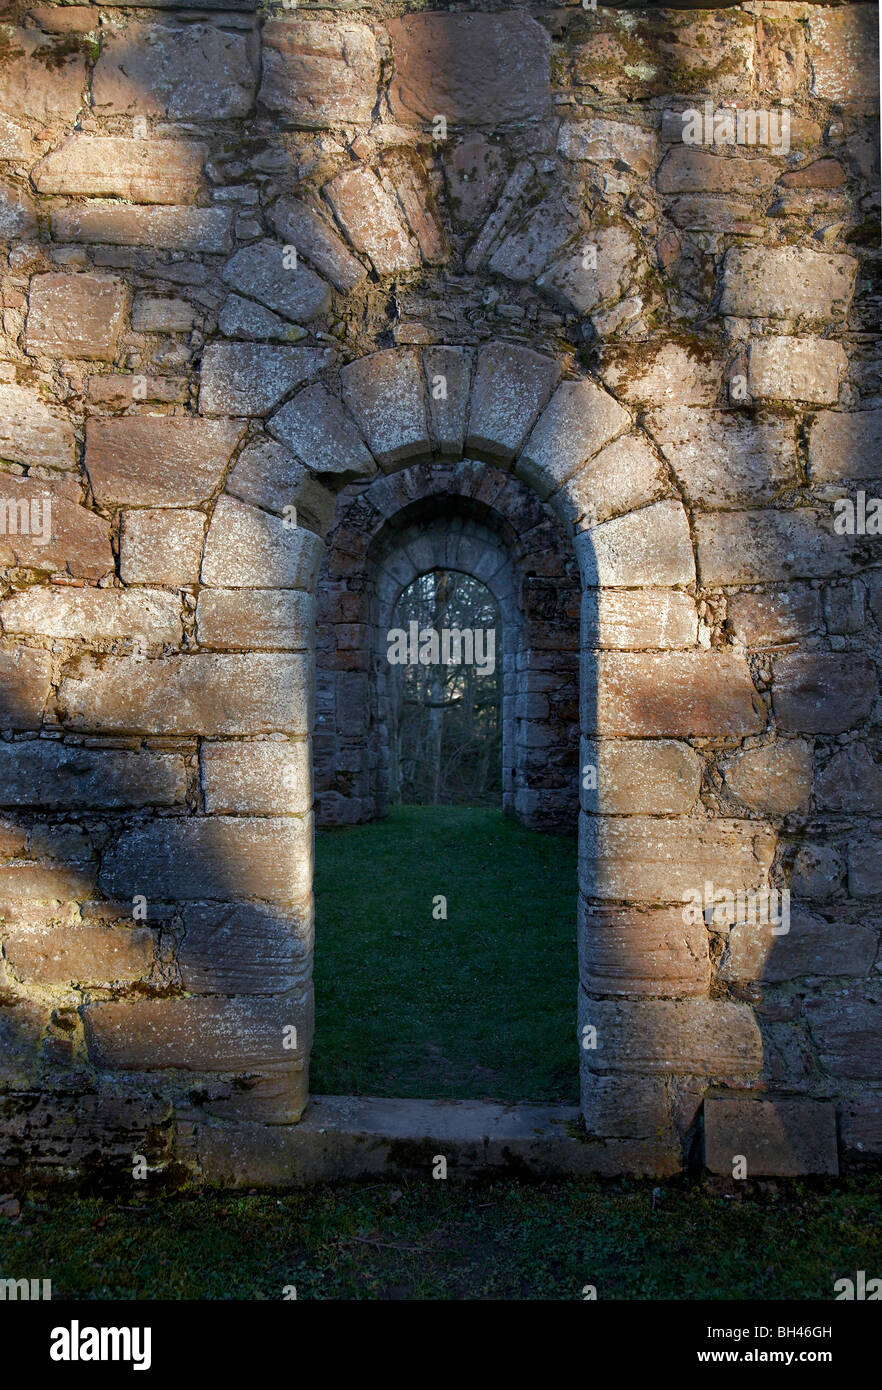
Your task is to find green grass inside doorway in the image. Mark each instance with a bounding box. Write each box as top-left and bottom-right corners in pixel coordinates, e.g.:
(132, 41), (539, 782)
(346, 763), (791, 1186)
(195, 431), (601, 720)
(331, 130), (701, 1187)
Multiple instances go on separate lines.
(312, 805), (578, 1101)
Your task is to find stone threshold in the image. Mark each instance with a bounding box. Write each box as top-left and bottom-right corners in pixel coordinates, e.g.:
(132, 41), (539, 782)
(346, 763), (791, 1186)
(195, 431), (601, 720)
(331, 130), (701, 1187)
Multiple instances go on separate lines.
(195, 1095), (678, 1185)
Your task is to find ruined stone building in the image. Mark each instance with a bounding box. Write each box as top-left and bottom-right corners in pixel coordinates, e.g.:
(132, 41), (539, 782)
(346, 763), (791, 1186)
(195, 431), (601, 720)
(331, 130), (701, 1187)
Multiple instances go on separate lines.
(0, 1), (879, 1182)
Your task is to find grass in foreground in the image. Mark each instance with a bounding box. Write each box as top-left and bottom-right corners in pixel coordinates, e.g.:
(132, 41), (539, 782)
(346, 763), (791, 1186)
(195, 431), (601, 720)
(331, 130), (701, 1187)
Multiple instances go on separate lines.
(1, 1178), (880, 1300)
(312, 805), (578, 1101)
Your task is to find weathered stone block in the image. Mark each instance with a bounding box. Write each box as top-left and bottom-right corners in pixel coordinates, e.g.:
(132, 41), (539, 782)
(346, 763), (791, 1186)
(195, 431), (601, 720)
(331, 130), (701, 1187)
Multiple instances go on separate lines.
(536, 225), (639, 316)
(52, 205), (232, 253)
(270, 196), (366, 292)
(31, 136), (206, 204)
(773, 653), (876, 733)
(86, 417), (244, 507)
(0, 648), (53, 730)
(388, 13), (550, 126)
(226, 436), (338, 536)
(747, 337), (847, 404)
(657, 148), (777, 195)
(0, 588), (181, 643)
(588, 653), (764, 738)
(83, 993), (313, 1072)
(196, 589), (315, 651)
(178, 902), (311, 995)
(600, 342), (724, 407)
(120, 509), (206, 586)
(201, 496), (323, 589)
(516, 379), (631, 501)
(581, 589), (697, 650)
(578, 813), (774, 903)
(0, 29), (87, 120)
(808, 409), (882, 483)
(720, 910), (876, 984)
(577, 500), (694, 588)
(466, 345), (561, 464)
(815, 744), (882, 815)
(704, 1097), (838, 1176)
(579, 994), (763, 1075)
(0, 742), (185, 809)
(0, 475), (112, 580)
(727, 588), (822, 647)
(93, 22), (256, 119)
(58, 653), (312, 735)
(646, 408), (797, 507)
(199, 342), (332, 417)
(269, 384), (376, 482)
(805, 996), (882, 1078)
(4, 920), (154, 987)
(809, 4), (879, 109)
(323, 168), (419, 277)
(259, 19), (379, 124)
(0, 181), (37, 240)
(722, 741), (812, 816)
(557, 118), (656, 173)
(0, 384), (77, 472)
(340, 350), (429, 467)
(578, 903), (710, 998)
(847, 840), (882, 897)
(580, 736), (701, 815)
(99, 817), (312, 902)
(201, 739), (311, 816)
(25, 274), (125, 361)
(221, 240), (331, 324)
(695, 510), (846, 586)
(721, 246), (856, 321)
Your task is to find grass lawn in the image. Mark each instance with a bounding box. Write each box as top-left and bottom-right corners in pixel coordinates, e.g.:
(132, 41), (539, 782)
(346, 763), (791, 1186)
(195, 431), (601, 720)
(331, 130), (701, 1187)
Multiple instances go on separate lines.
(311, 804), (579, 1101)
(1, 1179), (880, 1300)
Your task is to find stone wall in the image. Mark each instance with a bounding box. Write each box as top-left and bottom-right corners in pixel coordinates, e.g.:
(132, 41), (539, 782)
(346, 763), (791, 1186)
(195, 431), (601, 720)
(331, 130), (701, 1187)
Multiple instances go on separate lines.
(0, 1), (879, 1181)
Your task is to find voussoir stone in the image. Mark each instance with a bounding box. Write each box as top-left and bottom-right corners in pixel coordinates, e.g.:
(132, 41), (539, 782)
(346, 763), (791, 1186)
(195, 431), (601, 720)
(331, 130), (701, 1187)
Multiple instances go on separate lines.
(58, 653), (313, 735)
(323, 168), (419, 277)
(720, 246), (857, 321)
(576, 500), (695, 587)
(271, 196), (367, 292)
(589, 653), (765, 738)
(536, 225), (639, 316)
(221, 239), (331, 324)
(551, 434), (668, 530)
(423, 347), (473, 458)
(92, 22), (256, 120)
(516, 378), (631, 501)
(31, 136), (206, 204)
(201, 496), (324, 590)
(86, 417), (245, 508)
(226, 435), (338, 536)
(25, 273), (126, 361)
(341, 351), (429, 468)
(259, 18), (380, 125)
(269, 383), (376, 481)
(388, 12), (551, 126)
(466, 344), (561, 464)
(199, 342), (333, 417)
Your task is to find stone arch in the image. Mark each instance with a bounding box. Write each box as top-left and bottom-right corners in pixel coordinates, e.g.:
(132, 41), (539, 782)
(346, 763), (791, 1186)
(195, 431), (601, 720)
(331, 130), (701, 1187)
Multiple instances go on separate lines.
(315, 458), (580, 828)
(188, 339), (766, 1167)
